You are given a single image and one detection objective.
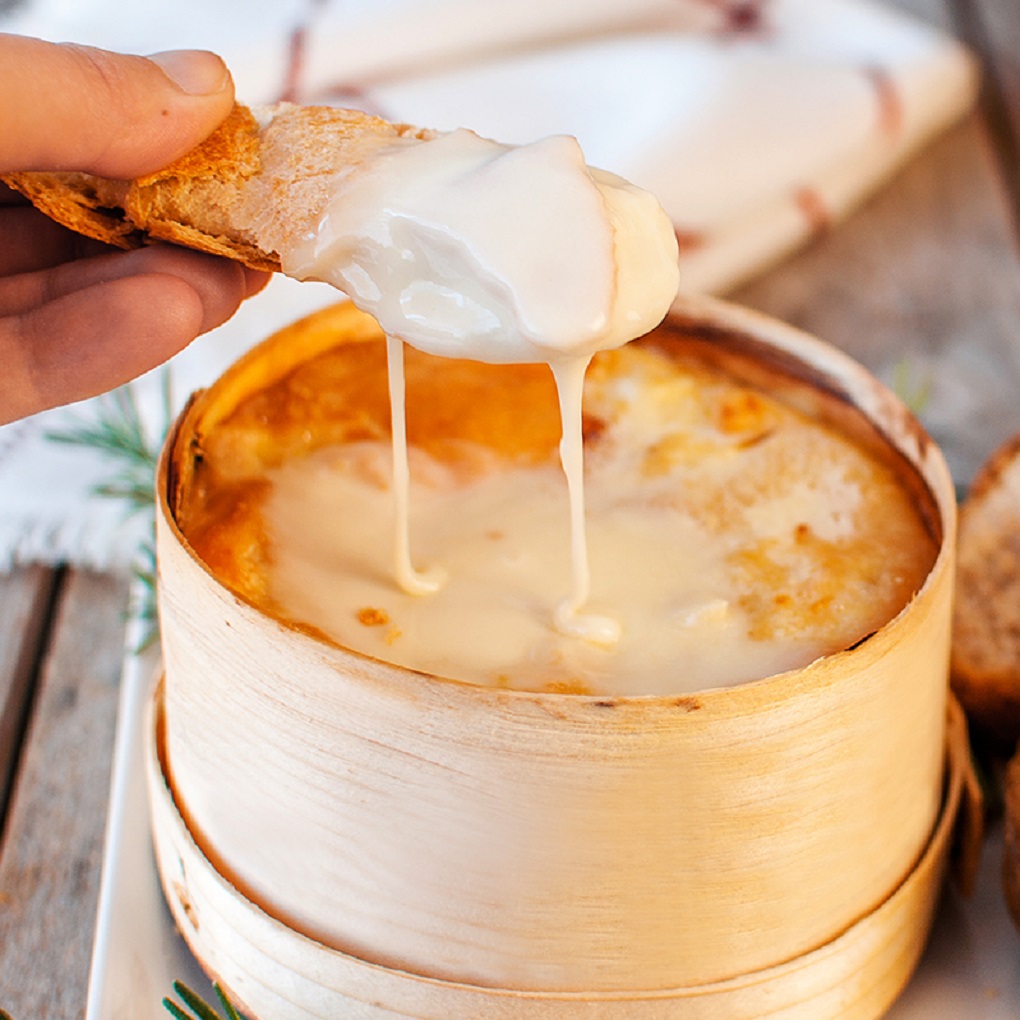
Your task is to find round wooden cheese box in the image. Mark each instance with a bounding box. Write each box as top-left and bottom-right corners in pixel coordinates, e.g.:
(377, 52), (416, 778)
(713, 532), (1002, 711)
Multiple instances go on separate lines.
(151, 293), (962, 1018)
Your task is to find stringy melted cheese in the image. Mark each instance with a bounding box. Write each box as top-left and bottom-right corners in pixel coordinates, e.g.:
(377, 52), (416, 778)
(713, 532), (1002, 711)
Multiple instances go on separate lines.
(180, 335), (937, 697)
(280, 128), (680, 641)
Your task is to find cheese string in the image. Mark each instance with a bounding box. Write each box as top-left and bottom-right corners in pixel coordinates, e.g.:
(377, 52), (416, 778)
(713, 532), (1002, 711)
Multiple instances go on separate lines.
(387, 332), (620, 645)
(550, 357), (621, 648)
(387, 334), (446, 596)
(284, 129), (677, 643)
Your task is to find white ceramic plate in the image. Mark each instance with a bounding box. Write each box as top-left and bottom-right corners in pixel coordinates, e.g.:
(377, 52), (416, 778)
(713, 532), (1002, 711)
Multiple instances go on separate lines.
(85, 634), (1020, 1019)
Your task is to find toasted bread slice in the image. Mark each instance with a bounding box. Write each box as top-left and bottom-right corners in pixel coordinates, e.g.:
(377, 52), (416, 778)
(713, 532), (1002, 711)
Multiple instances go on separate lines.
(1, 103), (432, 273)
(951, 432), (1020, 741)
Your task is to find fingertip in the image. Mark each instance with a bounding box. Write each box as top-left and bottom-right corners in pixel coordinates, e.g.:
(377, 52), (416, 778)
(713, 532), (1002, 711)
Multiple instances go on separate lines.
(147, 50), (231, 97)
(135, 271), (209, 348)
(122, 259), (249, 339)
(243, 267), (273, 298)
(80, 245), (252, 335)
(176, 255), (252, 334)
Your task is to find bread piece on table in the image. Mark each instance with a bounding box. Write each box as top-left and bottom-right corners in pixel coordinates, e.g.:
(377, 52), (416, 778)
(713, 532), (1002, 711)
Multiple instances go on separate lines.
(951, 432), (1020, 742)
(1, 103), (432, 273)
(1004, 746), (1020, 931)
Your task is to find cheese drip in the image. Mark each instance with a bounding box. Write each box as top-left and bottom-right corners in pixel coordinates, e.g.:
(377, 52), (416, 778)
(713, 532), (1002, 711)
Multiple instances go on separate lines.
(283, 128), (680, 642)
(261, 340), (937, 698)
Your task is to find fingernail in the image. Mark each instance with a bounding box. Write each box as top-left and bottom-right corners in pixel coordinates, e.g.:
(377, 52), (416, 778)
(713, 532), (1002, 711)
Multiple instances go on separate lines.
(149, 50), (230, 96)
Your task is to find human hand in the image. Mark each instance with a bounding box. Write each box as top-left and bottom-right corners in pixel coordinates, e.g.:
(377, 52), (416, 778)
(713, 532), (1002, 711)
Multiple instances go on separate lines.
(0, 35), (269, 425)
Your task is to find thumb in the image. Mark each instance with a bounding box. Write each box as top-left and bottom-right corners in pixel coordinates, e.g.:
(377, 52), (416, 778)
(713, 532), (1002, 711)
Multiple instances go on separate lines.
(0, 34), (235, 178)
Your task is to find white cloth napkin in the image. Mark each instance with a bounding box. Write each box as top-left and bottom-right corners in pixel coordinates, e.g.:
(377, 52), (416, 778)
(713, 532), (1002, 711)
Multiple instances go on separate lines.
(0, 0), (978, 570)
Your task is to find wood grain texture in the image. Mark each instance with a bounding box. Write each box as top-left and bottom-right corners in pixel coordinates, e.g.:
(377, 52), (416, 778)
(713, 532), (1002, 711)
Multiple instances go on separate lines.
(889, 0), (957, 29)
(149, 684), (970, 1019)
(0, 570), (129, 1020)
(962, 0), (1020, 208)
(0, 566), (59, 825)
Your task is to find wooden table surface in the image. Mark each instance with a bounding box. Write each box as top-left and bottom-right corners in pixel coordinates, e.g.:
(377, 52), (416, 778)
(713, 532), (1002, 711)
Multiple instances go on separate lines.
(2, 1), (1020, 1016)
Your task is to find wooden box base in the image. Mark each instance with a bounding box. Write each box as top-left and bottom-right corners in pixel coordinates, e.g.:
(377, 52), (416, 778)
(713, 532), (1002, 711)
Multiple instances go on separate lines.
(148, 680), (971, 1020)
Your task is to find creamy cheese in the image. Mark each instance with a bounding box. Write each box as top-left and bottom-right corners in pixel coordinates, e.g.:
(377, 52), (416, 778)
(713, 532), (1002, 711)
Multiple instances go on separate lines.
(282, 129), (679, 364)
(260, 343), (935, 696)
(280, 128), (680, 641)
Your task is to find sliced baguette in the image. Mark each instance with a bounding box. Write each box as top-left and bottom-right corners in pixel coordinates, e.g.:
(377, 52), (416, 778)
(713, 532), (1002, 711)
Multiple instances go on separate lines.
(1, 103), (432, 273)
(951, 432), (1020, 741)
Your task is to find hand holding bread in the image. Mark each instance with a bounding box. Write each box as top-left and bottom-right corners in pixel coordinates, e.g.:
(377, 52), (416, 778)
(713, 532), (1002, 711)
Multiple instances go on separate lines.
(3, 101), (432, 275)
(0, 37), (268, 424)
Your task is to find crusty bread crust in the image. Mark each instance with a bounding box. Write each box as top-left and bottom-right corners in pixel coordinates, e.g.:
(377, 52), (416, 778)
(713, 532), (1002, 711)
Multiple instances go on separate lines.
(2, 105), (273, 268)
(1004, 746), (1020, 928)
(951, 431), (1020, 740)
(1, 103), (432, 273)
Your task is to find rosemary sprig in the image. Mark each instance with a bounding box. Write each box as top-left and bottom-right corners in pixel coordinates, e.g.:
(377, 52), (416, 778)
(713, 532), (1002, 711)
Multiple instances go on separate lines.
(163, 980), (244, 1020)
(44, 371), (173, 647)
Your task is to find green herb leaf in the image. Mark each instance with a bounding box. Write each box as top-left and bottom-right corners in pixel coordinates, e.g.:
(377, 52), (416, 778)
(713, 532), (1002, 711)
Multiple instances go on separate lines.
(45, 373), (173, 648)
(163, 980), (245, 1020)
(162, 998), (192, 1020)
(215, 984), (245, 1020)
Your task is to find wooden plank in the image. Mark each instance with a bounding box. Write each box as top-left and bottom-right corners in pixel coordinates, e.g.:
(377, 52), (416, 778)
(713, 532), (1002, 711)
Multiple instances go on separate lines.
(0, 566), (60, 827)
(889, 0), (956, 30)
(0, 569), (130, 1020)
(962, 0), (1020, 199)
(733, 110), (1020, 486)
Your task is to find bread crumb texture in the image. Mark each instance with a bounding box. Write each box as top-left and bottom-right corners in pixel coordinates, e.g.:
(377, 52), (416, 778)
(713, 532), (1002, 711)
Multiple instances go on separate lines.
(952, 432), (1020, 738)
